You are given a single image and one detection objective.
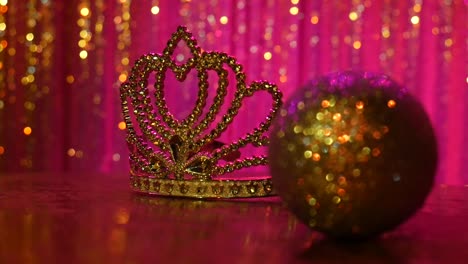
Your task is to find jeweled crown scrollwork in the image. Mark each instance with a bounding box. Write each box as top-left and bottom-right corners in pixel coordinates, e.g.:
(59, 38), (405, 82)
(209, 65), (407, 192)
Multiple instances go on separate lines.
(119, 26), (282, 198)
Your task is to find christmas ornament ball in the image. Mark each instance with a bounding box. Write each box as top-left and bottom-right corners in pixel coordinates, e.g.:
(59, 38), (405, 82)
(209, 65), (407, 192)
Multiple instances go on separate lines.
(269, 71), (437, 239)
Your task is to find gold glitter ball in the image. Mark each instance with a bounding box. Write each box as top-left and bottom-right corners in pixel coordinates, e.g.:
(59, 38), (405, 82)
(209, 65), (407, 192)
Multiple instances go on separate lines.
(269, 71), (437, 239)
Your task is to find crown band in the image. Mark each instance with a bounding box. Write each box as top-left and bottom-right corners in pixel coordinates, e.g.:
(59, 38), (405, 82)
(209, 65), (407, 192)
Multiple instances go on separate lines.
(120, 26), (282, 199)
(130, 175), (275, 198)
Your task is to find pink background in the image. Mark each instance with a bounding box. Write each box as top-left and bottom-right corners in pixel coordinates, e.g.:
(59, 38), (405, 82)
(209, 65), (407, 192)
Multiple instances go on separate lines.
(0, 0), (466, 185)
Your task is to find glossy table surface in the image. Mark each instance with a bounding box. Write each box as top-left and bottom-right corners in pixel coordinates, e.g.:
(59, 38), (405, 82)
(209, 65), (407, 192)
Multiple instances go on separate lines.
(0, 173), (467, 264)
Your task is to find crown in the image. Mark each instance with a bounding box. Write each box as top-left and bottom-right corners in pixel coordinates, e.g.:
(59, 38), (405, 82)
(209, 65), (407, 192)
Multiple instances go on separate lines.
(119, 26), (283, 198)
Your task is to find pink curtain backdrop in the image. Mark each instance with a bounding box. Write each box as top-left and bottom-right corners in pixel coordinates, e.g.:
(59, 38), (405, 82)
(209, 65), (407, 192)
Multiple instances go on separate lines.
(0, 0), (466, 184)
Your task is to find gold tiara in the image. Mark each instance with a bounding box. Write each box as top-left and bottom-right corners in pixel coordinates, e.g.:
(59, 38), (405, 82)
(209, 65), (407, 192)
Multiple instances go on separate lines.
(119, 26), (282, 198)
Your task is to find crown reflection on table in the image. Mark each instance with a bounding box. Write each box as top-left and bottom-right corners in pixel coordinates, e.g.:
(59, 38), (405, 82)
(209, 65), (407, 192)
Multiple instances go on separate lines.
(120, 26), (283, 198)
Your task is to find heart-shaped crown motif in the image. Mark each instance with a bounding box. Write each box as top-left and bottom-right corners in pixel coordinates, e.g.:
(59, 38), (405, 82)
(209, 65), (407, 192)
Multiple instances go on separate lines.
(120, 26), (282, 198)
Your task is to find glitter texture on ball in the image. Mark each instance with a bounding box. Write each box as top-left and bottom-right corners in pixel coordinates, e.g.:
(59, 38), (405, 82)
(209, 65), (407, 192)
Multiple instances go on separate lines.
(269, 71), (437, 239)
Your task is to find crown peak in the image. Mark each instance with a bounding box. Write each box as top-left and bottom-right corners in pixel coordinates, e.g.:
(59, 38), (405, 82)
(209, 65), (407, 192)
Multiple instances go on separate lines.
(163, 26), (200, 61)
(177, 25), (189, 32)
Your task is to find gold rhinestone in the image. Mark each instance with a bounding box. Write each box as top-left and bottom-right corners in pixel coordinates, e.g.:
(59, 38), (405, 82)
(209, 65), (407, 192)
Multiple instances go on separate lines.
(179, 184), (189, 194)
(197, 186), (207, 194)
(212, 184), (223, 195)
(164, 183), (174, 193)
(231, 185), (241, 195)
(247, 183), (258, 194)
(263, 182), (273, 194)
